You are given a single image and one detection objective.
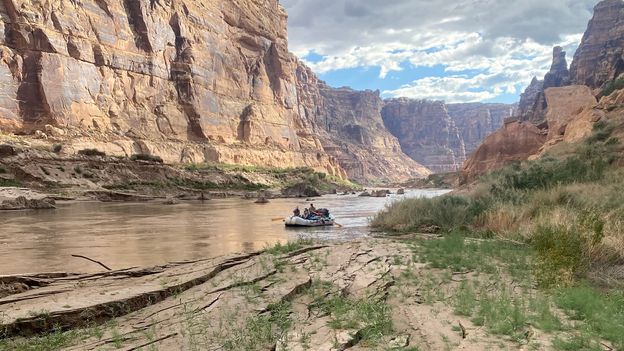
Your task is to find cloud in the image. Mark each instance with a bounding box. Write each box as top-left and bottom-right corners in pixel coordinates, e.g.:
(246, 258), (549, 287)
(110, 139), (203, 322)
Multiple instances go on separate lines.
(281, 0), (598, 102)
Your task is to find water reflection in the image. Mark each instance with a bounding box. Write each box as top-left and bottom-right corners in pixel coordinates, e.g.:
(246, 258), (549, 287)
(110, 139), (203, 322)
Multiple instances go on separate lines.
(0, 189), (450, 274)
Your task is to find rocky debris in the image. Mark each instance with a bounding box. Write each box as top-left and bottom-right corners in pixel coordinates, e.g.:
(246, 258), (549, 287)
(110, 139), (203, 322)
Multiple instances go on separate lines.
(461, 122), (547, 184)
(162, 198), (180, 205)
(84, 191), (155, 203)
(382, 99), (467, 173)
(281, 182), (321, 198)
(254, 197), (270, 204)
(570, 0), (624, 89)
(0, 188), (56, 210)
(517, 47), (571, 124)
(397, 188), (405, 195)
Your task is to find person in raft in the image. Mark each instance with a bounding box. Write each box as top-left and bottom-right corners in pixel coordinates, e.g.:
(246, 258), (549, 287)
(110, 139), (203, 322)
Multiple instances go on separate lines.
(293, 207), (301, 217)
(309, 203), (317, 214)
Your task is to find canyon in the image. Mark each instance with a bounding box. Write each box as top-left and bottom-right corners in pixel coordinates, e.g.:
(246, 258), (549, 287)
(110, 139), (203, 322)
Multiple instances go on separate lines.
(382, 99), (514, 173)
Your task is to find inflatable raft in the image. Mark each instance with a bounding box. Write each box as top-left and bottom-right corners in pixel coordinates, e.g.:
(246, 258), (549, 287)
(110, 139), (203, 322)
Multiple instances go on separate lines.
(284, 216), (335, 227)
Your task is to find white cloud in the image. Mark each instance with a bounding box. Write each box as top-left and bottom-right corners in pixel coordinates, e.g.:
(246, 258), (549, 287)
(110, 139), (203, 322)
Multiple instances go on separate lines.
(281, 0), (598, 102)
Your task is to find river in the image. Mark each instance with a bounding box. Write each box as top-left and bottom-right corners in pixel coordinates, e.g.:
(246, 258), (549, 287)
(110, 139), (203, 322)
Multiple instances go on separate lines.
(0, 189), (449, 274)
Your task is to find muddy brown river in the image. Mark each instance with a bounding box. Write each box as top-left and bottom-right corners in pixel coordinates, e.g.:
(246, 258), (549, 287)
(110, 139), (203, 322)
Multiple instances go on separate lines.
(0, 189), (449, 274)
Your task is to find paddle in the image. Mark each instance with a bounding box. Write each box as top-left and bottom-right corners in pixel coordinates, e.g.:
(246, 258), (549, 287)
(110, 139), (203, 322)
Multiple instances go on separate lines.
(271, 217), (285, 221)
(334, 222), (343, 228)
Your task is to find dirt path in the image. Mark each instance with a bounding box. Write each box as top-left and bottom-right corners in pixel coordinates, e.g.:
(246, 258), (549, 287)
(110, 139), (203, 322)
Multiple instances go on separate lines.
(1, 238), (563, 350)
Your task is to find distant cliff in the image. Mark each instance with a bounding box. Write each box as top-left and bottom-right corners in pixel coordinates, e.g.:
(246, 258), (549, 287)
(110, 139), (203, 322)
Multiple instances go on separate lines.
(381, 99), (514, 173)
(0, 0), (429, 183)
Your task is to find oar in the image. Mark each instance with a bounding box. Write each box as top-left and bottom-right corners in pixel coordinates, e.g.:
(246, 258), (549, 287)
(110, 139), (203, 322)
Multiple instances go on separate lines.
(271, 217), (285, 221)
(334, 222), (343, 228)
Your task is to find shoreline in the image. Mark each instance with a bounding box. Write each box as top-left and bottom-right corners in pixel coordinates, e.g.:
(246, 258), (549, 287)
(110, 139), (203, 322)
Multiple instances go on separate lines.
(2, 236), (616, 350)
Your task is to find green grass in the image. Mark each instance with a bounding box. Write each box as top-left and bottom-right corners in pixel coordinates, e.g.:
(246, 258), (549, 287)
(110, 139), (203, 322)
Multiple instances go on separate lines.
(221, 302), (292, 351)
(315, 295), (393, 343)
(0, 178), (21, 187)
(104, 178), (268, 192)
(600, 77), (624, 98)
(264, 239), (314, 255)
(554, 284), (624, 349)
(0, 324), (108, 351)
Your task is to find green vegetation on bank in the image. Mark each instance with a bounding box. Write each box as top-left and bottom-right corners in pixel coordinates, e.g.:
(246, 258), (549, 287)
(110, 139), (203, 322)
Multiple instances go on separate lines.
(373, 118), (624, 349)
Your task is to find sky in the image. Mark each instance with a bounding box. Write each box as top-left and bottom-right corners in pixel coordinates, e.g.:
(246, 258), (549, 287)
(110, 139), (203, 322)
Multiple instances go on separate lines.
(281, 0), (601, 104)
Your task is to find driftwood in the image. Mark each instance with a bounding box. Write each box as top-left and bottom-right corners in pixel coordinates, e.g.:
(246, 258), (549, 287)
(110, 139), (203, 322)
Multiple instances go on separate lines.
(71, 254), (112, 271)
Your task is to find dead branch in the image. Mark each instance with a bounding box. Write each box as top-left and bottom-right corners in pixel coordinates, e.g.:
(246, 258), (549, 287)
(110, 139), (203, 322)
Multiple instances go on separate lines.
(71, 255), (112, 271)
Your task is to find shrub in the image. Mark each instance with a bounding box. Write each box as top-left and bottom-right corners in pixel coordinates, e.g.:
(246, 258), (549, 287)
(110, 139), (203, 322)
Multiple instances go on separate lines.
(73, 165), (82, 174)
(371, 195), (489, 232)
(0, 166), (6, 174)
(77, 148), (105, 157)
(531, 225), (587, 287)
(131, 154), (164, 163)
(52, 144), (62, 153)
(600, 77), (624, 97)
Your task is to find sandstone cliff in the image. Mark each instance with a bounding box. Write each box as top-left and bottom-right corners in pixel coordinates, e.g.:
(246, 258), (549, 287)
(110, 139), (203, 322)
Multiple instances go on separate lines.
(382, 99), (466, 173)
(461, 121), (548, 183)
(0, 0), (429, 183)
(570, 0), (624, 89)
(446, 103), (515, 156)
(380, 99), (514, 173)
(296, 65), (430, 182)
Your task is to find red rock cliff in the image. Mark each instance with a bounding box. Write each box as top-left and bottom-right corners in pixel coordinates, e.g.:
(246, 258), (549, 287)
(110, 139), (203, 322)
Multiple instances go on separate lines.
(0, 0), (429, 183)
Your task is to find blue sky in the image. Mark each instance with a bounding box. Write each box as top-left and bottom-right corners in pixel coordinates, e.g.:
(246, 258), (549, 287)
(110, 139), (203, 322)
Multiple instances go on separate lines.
(282, 0), (600, 104)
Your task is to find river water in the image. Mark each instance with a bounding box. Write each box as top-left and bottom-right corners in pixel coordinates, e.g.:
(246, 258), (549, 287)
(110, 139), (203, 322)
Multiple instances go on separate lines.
(0, 189), (449, 274)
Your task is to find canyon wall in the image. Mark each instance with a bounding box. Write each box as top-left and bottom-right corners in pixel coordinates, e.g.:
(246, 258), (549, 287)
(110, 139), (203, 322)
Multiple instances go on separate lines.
(382, 99), (466, 173)
(295, 65), (430, 182)
(381, 99), (513, 173)
(0, 0), (430, 183)
(570, 0), (624, 89)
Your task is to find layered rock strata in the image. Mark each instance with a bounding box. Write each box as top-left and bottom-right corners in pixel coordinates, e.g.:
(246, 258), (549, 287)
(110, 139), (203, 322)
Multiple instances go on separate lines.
(382, 99), (466, 173)
(461, 121), (548, 183)
(0, 0), (429, 183)
(570, 0), (624, 89)
(295, 64), (430, 182)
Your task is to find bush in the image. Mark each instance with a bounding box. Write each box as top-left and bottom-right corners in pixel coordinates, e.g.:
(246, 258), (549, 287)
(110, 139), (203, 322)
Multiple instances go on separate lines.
(600, 77), (624, 97)
(52, 144), (62, 153)
(130, 154), (163, 163)
(77, 148), (105, 157)
(371, 195), (489, 232)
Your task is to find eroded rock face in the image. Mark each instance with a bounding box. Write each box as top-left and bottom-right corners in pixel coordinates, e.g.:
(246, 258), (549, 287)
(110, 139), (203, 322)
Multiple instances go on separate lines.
(460, 121), (547, 183)
(295, 65), (431, 182)
(517, 47), (570, 124)
(0, 0), (426, 183)
(570, 0), (624, 89)
(382, 99), (466, 173)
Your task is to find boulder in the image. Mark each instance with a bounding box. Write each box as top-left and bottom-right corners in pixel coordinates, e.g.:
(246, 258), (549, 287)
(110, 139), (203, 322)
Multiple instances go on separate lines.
(0, 196), (56, 210)
(282, 183), (321, 198)
(461, 122), (547, 183)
